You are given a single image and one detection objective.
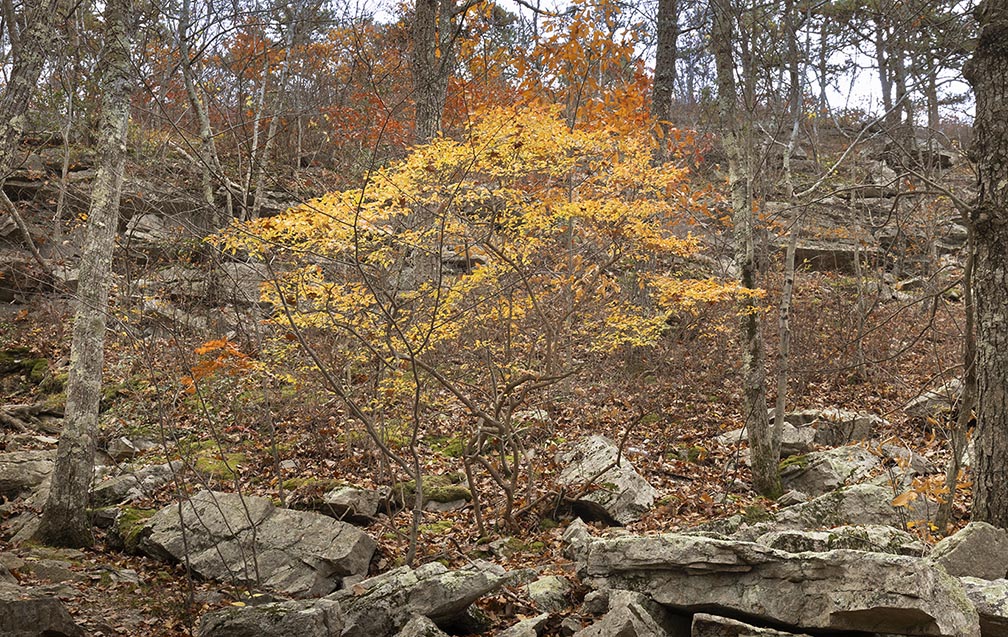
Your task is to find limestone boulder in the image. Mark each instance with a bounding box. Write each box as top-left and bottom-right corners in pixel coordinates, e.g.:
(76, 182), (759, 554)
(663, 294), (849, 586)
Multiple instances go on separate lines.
(577, 532), (980, 636)
(905, 378), (962, 420)
(0, 449), (52, 500)
(692, 613), (812, 636)
(556, 435), (656, 525)
(139, 490), (376, 597)
(930, 522), (1008, 580)
(780, 445), (879, 497)
(960, 577), (1008, 636)
(198, 598), (343, 637)
(0, 582), (85, 637)
(756, 525), (923, 556)
(497, 613), (549, 637)
(330, 561), (513, 637)
(90, 460), (181, 507)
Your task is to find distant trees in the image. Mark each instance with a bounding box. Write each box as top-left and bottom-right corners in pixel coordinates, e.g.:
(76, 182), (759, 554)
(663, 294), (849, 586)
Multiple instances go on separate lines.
(966, 0), (1008, 529)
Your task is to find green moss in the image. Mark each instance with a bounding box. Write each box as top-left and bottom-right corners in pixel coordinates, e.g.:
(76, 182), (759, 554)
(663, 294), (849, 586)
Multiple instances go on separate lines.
(428, 434), (466, 458)
(0, 347), (32, 373)
(194, 452), (248, 480)
(393, 473), (471, 505)
(742, 502), (773, 524)
(39, 371), (66, 394)
(27, 359), (49, 382)
(419, 520), (454, 535)
(779, 454), (810, 472)
(117, 507), (155, 553)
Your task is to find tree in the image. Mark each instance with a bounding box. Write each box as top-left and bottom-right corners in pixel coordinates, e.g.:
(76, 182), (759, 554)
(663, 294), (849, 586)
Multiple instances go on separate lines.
(711, 0), (779, 497)
(35, 0), (133, 548)
(651, 0), (678, 127)
(413, 0), (470, 143)
(967, 0), (1008, 528)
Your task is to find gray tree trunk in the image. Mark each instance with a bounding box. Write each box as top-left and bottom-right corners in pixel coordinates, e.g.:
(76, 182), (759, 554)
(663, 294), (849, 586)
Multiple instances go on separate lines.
(35, 0), (133, 548)
(651, 0), (678, 126)
(712, 0), (779, 497)
(0, 0), (59, 178)
(966, 0), (1008, 528)
(413, 0), (460, 144)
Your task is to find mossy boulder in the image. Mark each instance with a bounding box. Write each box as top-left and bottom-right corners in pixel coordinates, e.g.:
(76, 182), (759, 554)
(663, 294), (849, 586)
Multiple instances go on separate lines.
(114, 507), (156, 553)
(393, 473), (471, 507)
(194, 451), (247, 481)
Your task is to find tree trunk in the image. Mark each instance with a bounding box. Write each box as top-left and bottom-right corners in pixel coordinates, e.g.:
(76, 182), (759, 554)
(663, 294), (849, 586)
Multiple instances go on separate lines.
(967, 0), (1008, 528)
(35, 0), (132, 548)
(0, 0), (59, 178)
(712, 0), (779, 498)
(651, 0), (678, 126)
(413, 0), (459, 144)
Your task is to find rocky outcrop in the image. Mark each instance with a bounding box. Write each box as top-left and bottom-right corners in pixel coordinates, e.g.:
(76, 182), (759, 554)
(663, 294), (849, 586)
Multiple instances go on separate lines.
(780, 445), (879, 497)
(960, 577), (1008, 635)
(905, 378), (962, 420)
(198, 598), (343, 637)
(692, 613), (812, 636)
(756, 524), (923, 556)
(90, 460), (180, 506)
(0, 582), (85, 637)
(330, 561), (514, 637)
(575, 532), (980, 636)
(139, 490), (376, 597)
(556, 435), (656, 525)
(0, 449), (52, 500)
(930, 522), (1008, 580)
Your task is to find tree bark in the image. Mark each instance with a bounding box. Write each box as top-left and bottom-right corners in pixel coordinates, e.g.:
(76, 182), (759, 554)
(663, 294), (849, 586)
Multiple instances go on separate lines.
(413, 0), (461, 144)
(967, 0), (1008, 528)
(35, 0), (133, 548)
(712, 0), (779, 497)
(651, 0), (678, 126)
(0, 0), (59, 178)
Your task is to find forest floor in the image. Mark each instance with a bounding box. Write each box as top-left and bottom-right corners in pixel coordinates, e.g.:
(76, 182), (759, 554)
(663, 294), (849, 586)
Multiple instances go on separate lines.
(0, 258), (967, 635)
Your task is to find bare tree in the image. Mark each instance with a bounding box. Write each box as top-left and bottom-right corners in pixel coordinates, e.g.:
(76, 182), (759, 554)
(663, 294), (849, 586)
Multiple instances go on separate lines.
(35, 0), (133, 548)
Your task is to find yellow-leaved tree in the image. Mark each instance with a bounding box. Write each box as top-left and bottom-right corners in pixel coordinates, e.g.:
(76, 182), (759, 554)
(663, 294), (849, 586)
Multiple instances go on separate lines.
(218, 103), (755, 534)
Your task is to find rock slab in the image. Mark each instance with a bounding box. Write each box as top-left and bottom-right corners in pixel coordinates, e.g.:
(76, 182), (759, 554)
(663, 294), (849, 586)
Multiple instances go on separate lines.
(556, 435), (656, 525)
(577, 532), (980, 636)
(140, 490), (375, 597)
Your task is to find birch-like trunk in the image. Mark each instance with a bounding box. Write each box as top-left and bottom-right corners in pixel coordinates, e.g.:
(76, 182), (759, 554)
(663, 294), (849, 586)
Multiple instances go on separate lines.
(35, 0), (132, 548)
(966, 0), (1008, 528)
(712, 0), (778, 497)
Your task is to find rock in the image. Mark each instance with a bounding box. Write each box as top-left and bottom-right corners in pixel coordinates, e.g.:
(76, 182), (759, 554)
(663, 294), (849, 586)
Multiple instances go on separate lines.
(105, 436), (158, 462)
(498, 613), (549, 637)
(216, 261), (269, 306)
(90, 461), (181, 507)
(139, 490), (375, 597)
(756, 525), (923, 556)
(855, 159), (900, 197)
(578, 532), (980, 636)
(395, 615), (450, 637)
(881, 444), (938, 476)
(699, 484), (904, 541)
(198, 598), (343, 637)
(811, 408), (885, 446)
(124, 213), (179, 247)
(905, 378), (962, 420)
(780, 445), (879, 497)
(320, 486), (390, 524)
(0, 581), (85, 636)
(556, 436), (656, 525)
(930, 522), (1008, 580)
(715, 422), (815, 456)
(692, 613), (813, 636)
(573, 596), (689, 637)
(330, 561), (512, 637)
(960, 577), (1008, 635)
(0, 449), (53, 500)
(525, 575), (571, 612)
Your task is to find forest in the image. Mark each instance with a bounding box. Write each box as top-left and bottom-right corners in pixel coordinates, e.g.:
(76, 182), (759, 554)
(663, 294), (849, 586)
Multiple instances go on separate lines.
(0, 0), (1005, 635)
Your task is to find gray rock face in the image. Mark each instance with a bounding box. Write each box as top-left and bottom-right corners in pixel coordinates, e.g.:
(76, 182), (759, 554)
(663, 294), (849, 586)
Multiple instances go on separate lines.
(319, 486), (389, 524)
(395, 615), (450, 637)
(139, 490), (375, 597)
(0, 449), (53, 500)
(756, 525), (923, 556)
(498, 613), (549, 637)
(692, 613), (813, 636)
(905, 379), (962, 420)
(715, 422), (815, 456)
(810, 408), (885, 446)
(573, 597), (689, 637)
(330, 561), (512, 637)
(931, 522), (1008, 580)
(960, 577), (1008, 635)
(525, 574), (571, 612)
(0, 582), (85, 637)
(780, 445), (879, 497)
(91, 461), (181, 506)
(556, 435), (657, 525)
(198, 598), (343, 637)
(577, 533), (980, 636)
